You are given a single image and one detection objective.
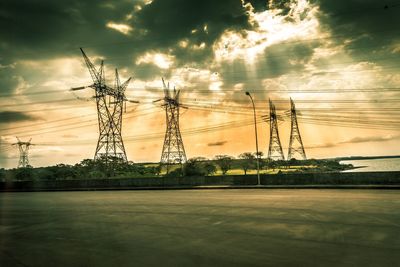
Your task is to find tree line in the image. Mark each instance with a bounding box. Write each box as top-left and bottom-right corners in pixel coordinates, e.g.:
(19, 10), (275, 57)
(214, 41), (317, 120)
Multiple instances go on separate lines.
(0, 153), (352, 182)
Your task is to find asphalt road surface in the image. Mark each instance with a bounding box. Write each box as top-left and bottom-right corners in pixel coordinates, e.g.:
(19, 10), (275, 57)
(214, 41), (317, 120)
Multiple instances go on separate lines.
(1, 189), (399, 267)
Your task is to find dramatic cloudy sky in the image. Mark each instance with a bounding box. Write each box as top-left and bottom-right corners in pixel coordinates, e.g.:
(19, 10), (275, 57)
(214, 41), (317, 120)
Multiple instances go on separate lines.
(0, 0), (399, 168)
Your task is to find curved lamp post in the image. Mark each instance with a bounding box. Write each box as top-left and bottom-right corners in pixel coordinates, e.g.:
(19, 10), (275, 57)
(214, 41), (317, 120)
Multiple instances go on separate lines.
(245, 91), (261, 186)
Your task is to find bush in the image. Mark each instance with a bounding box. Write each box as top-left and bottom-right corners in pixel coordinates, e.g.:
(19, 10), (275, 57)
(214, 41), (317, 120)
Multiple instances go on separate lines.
(14, 167), (35, 181)
(177, 157), (218, 177)
(214, 155), (234, 175)
(164, 168), (184, 178)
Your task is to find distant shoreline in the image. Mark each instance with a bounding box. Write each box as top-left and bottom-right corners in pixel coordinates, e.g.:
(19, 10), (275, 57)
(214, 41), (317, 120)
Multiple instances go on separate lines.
(335, 155), (400, 161)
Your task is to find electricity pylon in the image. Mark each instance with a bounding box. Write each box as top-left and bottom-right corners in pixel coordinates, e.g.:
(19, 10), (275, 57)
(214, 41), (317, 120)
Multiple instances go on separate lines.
(107, 69), (133, 162)
(267, 99), (285, 160)
(13, 137), (33, 168)
(72, 48), (135, 162)
(288, 98), (306, 160)
(154, 78), (187, 173)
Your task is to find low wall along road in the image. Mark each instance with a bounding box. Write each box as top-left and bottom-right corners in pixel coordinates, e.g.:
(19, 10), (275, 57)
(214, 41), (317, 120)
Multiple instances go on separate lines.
(1, 171), (400, 192)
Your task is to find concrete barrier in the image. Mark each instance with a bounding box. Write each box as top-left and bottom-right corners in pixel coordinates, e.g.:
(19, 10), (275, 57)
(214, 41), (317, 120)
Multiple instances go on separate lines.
(1, 171), (400, 192)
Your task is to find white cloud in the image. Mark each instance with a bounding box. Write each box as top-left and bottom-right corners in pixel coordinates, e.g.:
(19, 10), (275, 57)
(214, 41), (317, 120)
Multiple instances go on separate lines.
(214, 0), (320, 64)
(106, 22), (133, 35)
(136, 52), (175, 69)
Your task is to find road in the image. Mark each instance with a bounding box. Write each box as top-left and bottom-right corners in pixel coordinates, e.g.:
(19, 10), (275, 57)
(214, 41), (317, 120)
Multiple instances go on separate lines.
(1, 189), (399, 266)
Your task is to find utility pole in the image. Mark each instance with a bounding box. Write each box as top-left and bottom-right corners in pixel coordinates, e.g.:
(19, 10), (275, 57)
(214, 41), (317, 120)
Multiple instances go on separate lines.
(267, 99), (285, 161)
(13, 137), (33, 168)
(288, 98), (306, 160)
(245, 91), (261, 186)
(155, 78), (187, 174)
(72, 48), (136, 163)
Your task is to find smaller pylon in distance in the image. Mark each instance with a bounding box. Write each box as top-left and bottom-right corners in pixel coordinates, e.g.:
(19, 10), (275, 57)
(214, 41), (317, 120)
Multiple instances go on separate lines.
(155, 78), (187, 174)
(287, 98), (306, 160)
(267, 99), (285, 161)
(12, 137), (33, 168)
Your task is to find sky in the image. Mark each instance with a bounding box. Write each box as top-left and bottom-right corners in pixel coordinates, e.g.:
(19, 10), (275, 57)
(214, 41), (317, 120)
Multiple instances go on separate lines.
(0, 0), (399, 168)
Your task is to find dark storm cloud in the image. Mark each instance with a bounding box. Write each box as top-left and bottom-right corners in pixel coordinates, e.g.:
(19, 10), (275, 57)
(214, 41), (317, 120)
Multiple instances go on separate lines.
(0, 111), (37, 123)
(315, 0), (399, 36)
(0, 66), (22, 94)
(135, 0), (251, 46)
(0, 0), (268, 94)
(243, 0), (269, 12)
(128, 0), (258, 69)
(132, 62), (166, 80)
(0, 0), (142, 62)
(259, 42), (317, 78)
(218, 41), (318, 101)
(268, 0), (295, 15)
(78, 0), (262, 70)
(314, 0), (400, 62)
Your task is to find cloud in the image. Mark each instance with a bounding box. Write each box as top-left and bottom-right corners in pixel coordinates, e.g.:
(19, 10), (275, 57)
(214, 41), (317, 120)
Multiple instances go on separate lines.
(316, 0), (400, 63)
(106, 22), (133, 35)
(0, 111), (37, 124)
(307, 142), (335, 149)
(308, 135), (400, 149)
(0, 66), (24, 94)
(0, 0), (399, 167)
(341, 135), (400, 144)
(136, 52), (175, 69)
(208, 140), (228, 146)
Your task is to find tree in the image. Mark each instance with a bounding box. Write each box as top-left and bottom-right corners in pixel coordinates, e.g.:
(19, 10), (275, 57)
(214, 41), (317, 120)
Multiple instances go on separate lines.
(164, 167), (184, 178)
(238, 152), (255, 175)
(154, 164), (162, 176)
(254, 151), (264, 159)
(203, 162), (217, 176)
(0, 168), (6, 182)
(214, 155), (234, 175)
(183, 157), (207, 176)
(14, 167), (35, 181)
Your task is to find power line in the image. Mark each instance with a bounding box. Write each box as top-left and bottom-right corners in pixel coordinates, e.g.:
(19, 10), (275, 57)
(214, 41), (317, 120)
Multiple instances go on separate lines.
(12, 109), (159, 138)
(0, 98), (78, 108)
(0, 113), (97, 132)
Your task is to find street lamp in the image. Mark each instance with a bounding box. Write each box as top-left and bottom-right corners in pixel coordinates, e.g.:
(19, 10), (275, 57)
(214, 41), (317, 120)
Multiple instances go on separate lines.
(245, 91), (261, 186)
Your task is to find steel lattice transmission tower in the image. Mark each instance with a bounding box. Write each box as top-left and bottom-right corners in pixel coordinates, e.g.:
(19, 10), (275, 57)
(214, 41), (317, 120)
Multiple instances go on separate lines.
(287, 98), (306, 160)
(155, 78), (187, 173)
(267, 99), (285, 160)
(72, 48), (134, 162)
(13, 137), (33, 168)
(108, 69), (133, 161)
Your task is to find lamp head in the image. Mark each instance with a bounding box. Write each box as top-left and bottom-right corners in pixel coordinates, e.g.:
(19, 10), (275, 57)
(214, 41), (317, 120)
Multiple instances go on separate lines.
(245, 91), (250, 96)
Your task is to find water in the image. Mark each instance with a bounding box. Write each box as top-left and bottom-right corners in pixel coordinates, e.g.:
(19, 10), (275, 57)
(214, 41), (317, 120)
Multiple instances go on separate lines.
(341, 157), (400, 172)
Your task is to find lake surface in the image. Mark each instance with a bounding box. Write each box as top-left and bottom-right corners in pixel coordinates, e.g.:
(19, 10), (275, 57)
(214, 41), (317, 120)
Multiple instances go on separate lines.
(341, 157), (400, 172)
(1, 190), (399, 266)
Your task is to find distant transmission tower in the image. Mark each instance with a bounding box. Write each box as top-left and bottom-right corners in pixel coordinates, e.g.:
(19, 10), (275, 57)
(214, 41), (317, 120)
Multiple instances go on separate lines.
(13, 137), (33, 168)
(267, 99), (285, 160)
(72, 48), (134, 162)
(288, 98), (306, 160)
(154, 78), (187, 173)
